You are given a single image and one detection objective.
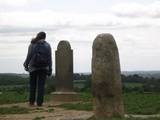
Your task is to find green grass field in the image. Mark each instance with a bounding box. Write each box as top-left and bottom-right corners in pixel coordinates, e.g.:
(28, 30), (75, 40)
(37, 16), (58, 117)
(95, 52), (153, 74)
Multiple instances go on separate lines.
(59, 92), (160, 115)
(1, 90), (160, 115)
(124, 93), (160, 114)
(0, 92), (28, 104)
(124, 83), (143, 88)
(0, 105), (30, 115)
(87, 117), (160, 120)
(0, 91), (50, 105)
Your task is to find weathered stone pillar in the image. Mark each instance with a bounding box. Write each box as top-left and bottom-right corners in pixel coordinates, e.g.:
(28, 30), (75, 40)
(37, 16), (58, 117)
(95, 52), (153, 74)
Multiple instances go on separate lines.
(92, 33), (124, 118)
(55, 40), (73, 92)
(52, 40), (78, 101)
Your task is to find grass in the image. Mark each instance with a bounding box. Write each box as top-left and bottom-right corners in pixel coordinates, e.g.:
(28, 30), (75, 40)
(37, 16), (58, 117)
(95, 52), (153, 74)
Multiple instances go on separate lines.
(88, 116), (160, 120)
(46, 108), (54, 112)
(79, 92), (93, 102)
(0, 92), (28, 104)
(58, 92), (160, 115)
(58, 102), (93, 111)
(0, 91), (51, 105)
(32, 116), (45, 120)
(124, 93), (160, 114)
(33, 107), (45, 113)
(74, 80), (86, 89)
(124, 83), (143, 88)
(1, 91), (160, 115)
(0, 105), (30, 115)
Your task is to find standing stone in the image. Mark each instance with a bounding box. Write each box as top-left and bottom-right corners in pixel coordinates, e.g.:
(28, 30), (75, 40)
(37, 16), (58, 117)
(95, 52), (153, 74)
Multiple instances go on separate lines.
(55, 40), (73, 92)
(52, 40), (78, 101)
(92, 33), (124, 118)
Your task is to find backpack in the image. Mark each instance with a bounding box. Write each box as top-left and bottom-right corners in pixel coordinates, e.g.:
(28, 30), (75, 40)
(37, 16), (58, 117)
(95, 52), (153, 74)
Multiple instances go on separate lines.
(31, 42), (50, 67)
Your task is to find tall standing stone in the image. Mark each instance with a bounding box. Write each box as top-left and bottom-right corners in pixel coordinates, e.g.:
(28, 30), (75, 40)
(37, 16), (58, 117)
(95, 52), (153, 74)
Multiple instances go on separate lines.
(92, 33), (124, 118)
(55, 40), (73, 92)
(52, 40), (78, 101)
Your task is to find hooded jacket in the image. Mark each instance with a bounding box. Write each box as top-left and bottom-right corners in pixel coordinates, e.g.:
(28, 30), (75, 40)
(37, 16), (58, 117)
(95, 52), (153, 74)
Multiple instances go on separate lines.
(24, 39), (52, 73)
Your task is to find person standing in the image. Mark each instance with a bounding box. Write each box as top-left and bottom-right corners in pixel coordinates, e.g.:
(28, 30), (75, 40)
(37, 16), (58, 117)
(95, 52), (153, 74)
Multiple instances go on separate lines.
(24, 32), (52, 106)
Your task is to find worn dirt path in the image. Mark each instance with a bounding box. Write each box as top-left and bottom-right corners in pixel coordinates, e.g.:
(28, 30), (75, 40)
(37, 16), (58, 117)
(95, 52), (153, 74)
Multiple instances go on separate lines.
(1, 102), (160, 120)
(0, 102), (93, 120)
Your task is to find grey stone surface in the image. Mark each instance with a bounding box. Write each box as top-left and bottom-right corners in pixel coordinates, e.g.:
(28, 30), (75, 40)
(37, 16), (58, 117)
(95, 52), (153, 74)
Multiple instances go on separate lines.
(55, 40), (73, 92)
(92, 33), (124, 118)
(53, 40), (79, 102)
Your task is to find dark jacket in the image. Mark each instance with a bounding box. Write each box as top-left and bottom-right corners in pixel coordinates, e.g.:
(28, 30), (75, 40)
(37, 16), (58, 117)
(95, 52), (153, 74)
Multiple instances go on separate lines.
(24, 39), (52, 73)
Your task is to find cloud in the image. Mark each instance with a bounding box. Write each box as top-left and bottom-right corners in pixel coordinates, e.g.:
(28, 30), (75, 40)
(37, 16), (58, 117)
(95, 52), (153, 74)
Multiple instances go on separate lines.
(0, 0), (30, 6)
(111, 1), (160, 18)
(0, 10), (120, 32)
(0, 6), (160, 35)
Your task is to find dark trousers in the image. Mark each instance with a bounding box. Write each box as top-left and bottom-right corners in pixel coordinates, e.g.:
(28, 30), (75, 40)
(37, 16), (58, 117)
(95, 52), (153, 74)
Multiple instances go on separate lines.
(29, 70), (47, 106)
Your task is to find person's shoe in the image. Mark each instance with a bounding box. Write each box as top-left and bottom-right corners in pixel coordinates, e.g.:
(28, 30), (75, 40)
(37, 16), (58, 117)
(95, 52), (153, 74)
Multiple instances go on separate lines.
(29, 102), (35, 107)
(37, 103), (42, 107)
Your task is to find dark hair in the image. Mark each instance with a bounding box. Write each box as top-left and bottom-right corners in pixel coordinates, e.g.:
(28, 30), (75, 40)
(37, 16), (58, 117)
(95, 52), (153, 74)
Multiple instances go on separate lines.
(31, 31), (46, 43)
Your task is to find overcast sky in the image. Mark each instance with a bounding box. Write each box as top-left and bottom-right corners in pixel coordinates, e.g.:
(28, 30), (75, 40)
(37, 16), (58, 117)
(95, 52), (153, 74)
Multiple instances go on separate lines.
(0, 0), (160, 73)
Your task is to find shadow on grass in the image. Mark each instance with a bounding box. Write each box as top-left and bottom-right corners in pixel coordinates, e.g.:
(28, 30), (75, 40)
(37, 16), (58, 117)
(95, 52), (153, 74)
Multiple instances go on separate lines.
(0, 105), (30, 115)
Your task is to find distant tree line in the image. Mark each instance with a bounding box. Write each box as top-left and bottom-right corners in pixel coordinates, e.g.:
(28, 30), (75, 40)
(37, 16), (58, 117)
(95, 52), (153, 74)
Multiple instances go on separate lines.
(122, 74), (160, 93)
(0, 73), (160, 93)
(0, 74), (29, 85)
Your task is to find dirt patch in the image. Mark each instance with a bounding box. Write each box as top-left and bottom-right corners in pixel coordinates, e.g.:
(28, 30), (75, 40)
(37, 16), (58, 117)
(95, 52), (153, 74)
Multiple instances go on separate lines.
(1, 102), (160, 120)
(0, 102), (93, 120)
